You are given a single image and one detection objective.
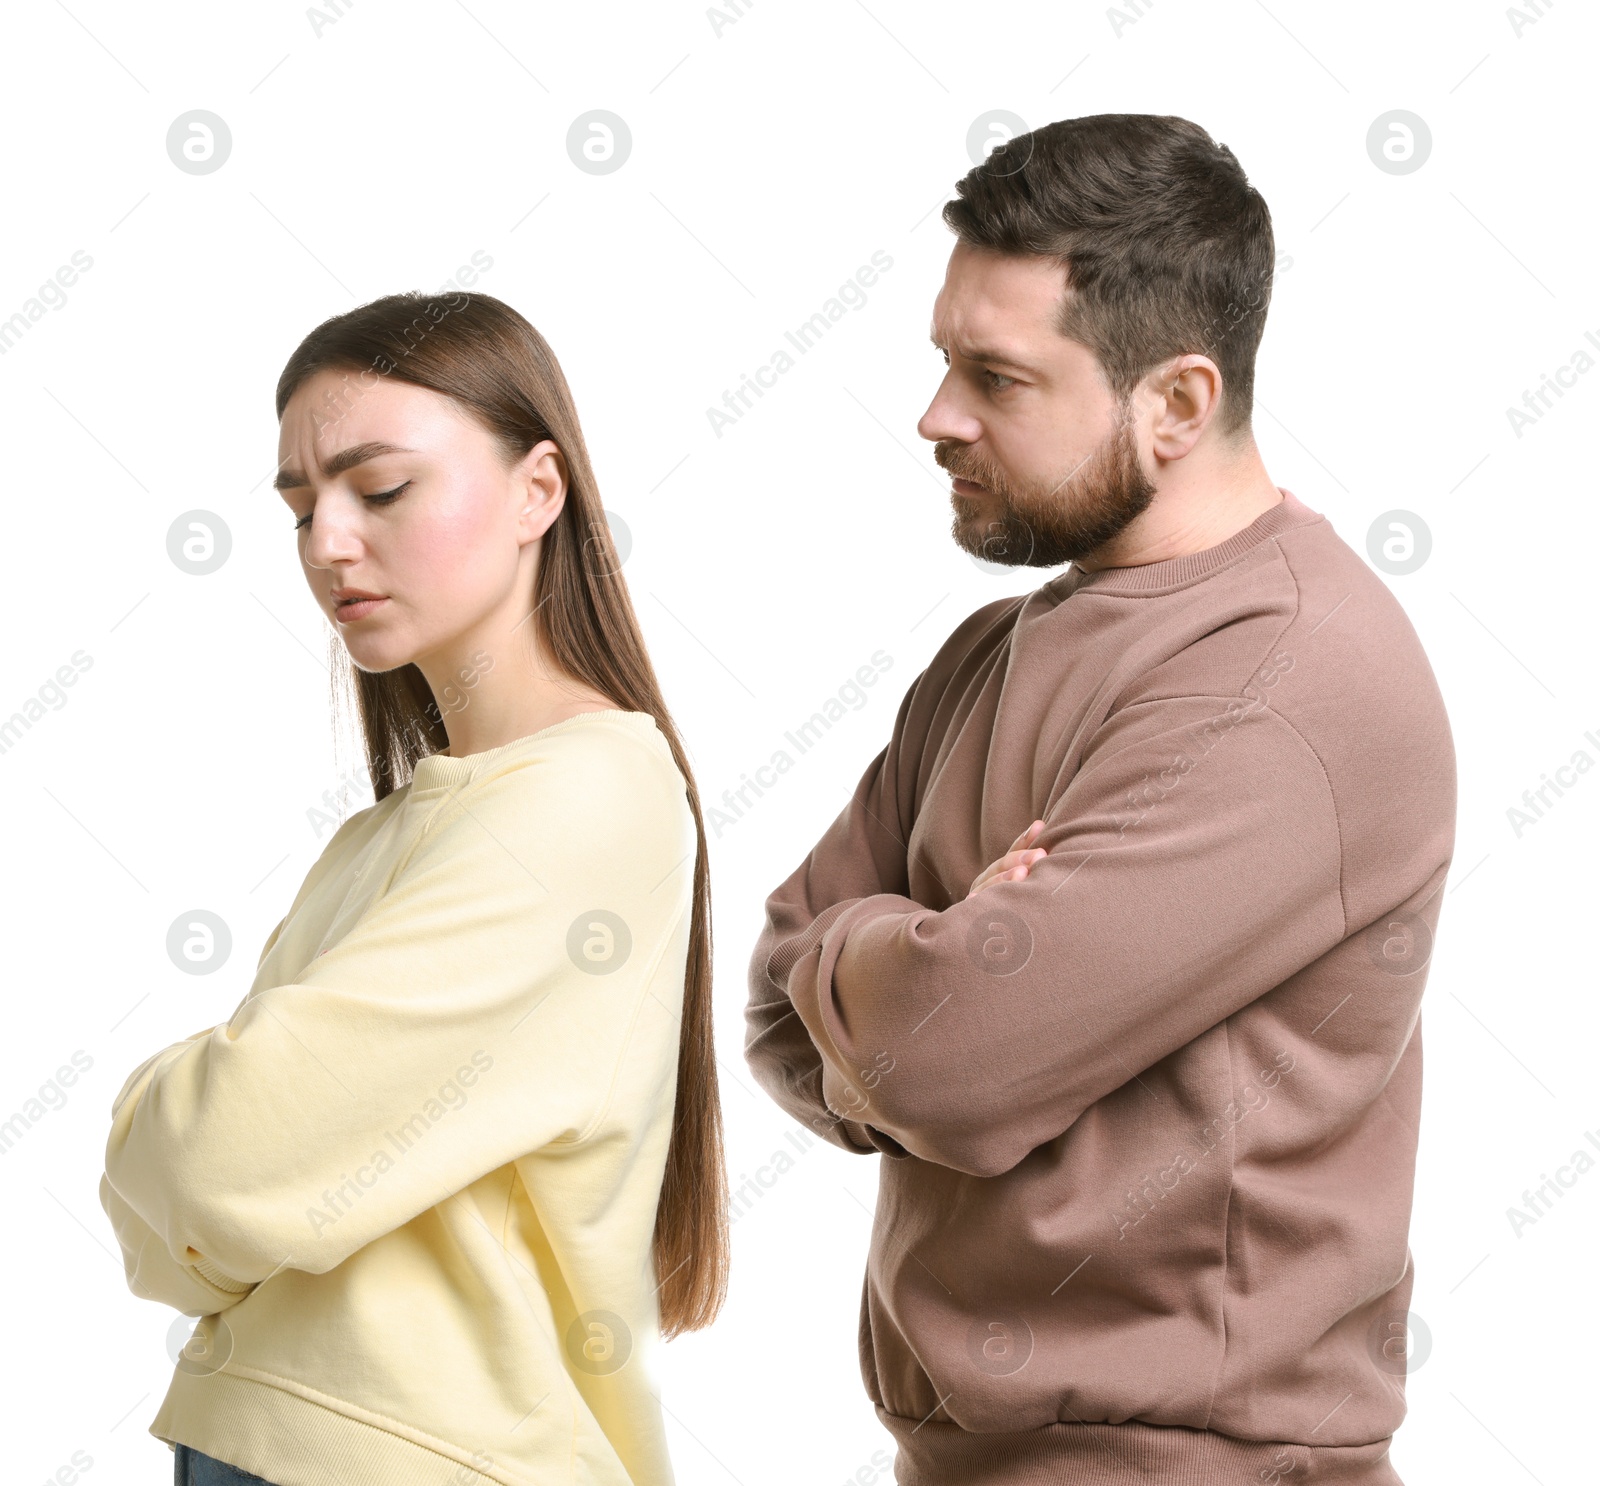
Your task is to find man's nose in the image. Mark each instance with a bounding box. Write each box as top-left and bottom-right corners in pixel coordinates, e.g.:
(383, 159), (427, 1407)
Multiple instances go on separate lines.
(918, 387), (980, 446)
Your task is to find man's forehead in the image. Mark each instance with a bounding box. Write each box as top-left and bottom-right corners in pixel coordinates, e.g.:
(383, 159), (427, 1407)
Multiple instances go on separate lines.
(931, 250), (1064, 350)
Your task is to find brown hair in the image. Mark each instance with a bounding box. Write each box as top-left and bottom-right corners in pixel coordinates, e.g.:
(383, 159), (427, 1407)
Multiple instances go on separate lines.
(942, 113), (1275, 437)
(274, 290), (729, 1337)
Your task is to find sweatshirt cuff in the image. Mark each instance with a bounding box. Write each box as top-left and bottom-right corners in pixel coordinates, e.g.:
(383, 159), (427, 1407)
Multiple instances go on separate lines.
(852, 1122), (909, 1159)
(188, 1251), (253, 1294)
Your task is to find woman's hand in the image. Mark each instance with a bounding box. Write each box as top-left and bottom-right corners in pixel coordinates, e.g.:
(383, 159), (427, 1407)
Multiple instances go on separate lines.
(966, 819), (1048, 899)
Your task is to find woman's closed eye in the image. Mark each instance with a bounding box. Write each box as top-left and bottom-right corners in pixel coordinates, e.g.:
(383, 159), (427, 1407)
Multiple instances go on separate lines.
(293, 482), (412, 531)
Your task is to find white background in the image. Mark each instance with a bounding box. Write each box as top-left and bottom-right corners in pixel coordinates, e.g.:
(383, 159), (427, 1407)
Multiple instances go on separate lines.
(0, 2), (1593, 1483)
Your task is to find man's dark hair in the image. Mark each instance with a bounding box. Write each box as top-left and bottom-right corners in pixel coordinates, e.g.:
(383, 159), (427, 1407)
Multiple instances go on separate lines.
(942, 113), (1275, 439)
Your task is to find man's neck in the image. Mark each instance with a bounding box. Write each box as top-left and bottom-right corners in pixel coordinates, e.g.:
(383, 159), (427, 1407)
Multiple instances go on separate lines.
(1075, 462), (1283, 573)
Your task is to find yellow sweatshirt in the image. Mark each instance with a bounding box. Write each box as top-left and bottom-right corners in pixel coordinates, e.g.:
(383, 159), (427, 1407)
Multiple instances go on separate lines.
(100, 710), (697, 1486)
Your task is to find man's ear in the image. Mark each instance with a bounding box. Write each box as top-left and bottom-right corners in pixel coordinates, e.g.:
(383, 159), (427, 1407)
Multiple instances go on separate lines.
(1149, 355), (1222, 460)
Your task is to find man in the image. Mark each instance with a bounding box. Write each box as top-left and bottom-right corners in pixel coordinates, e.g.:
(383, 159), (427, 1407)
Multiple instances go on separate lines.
(744, 113), (1453, 1486)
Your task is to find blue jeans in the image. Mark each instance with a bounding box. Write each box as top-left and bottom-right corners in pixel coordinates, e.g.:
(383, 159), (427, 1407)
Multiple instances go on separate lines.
(174, 1444), (279, 1486)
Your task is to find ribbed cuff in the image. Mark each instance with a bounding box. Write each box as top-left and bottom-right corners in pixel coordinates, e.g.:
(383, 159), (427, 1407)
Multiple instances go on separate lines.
(878, 1411), (1401, 1486)
(764, 898), (861, 991)
(188, 1253), (253, 1294)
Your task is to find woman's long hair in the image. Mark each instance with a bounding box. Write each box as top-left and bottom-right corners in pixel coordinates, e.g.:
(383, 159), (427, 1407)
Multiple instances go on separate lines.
(275, 290), (728, 1337)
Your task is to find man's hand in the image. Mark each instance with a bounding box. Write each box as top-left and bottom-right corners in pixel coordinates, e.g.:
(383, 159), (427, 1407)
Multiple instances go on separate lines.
(966, 819), (1047, 899)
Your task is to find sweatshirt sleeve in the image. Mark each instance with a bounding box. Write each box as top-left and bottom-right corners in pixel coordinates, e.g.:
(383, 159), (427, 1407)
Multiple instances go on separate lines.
(764, 693), (1348, 1178)
(99, 1172), (254, 1315)
(98, 1029), (260, 1312)
(745, 682), (925, 1158)
(102, 737), (694, 1286)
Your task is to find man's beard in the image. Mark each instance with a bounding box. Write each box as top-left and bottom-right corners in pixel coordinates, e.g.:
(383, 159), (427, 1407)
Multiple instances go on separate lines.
(937, 402), (1157, 568)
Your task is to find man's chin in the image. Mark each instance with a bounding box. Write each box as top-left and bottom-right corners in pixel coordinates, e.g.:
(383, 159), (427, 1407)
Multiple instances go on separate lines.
(954, 517), (1037, 567)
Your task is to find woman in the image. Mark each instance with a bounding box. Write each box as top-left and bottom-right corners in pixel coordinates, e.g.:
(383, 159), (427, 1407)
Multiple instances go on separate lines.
(98, 290), (729, 1486)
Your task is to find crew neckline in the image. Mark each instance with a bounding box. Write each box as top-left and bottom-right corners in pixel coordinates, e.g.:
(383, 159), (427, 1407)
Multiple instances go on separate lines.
(410, 709), (662, 790)
(1052, 488), (1321, 598)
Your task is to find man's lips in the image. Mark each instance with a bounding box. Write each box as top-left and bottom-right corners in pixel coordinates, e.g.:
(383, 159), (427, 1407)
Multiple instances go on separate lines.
(951, 476), (990, 495)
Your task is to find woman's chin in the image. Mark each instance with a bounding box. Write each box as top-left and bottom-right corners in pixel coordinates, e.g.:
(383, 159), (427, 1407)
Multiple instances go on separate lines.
(340, 636), (416, 675)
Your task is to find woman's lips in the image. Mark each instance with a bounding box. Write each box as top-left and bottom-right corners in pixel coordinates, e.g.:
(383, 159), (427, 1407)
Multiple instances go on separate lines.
(334, 597), (388, 623)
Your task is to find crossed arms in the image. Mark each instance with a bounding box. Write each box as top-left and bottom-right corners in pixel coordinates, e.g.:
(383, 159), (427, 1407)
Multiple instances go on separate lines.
(744, 684), (1346, 1177)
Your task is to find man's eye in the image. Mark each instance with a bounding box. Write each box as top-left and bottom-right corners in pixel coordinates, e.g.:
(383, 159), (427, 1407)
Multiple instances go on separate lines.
(983, 370), (1015, 390)
(292, 482), (410, 532)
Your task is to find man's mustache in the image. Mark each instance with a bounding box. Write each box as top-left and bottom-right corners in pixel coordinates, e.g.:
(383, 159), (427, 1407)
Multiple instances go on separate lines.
(936, 445), (1002, 492)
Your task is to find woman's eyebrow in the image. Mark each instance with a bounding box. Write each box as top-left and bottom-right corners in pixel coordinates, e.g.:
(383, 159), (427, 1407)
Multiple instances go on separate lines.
(274, 441), (416, 492)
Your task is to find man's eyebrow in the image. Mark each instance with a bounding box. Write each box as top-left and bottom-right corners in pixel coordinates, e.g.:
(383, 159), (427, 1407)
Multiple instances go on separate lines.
(929, 332), (1039, 375)
(273, 441), (416, 493)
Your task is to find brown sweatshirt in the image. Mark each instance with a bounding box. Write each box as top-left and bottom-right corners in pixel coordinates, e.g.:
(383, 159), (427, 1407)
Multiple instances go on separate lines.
(744, 489), (1454, 1486)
